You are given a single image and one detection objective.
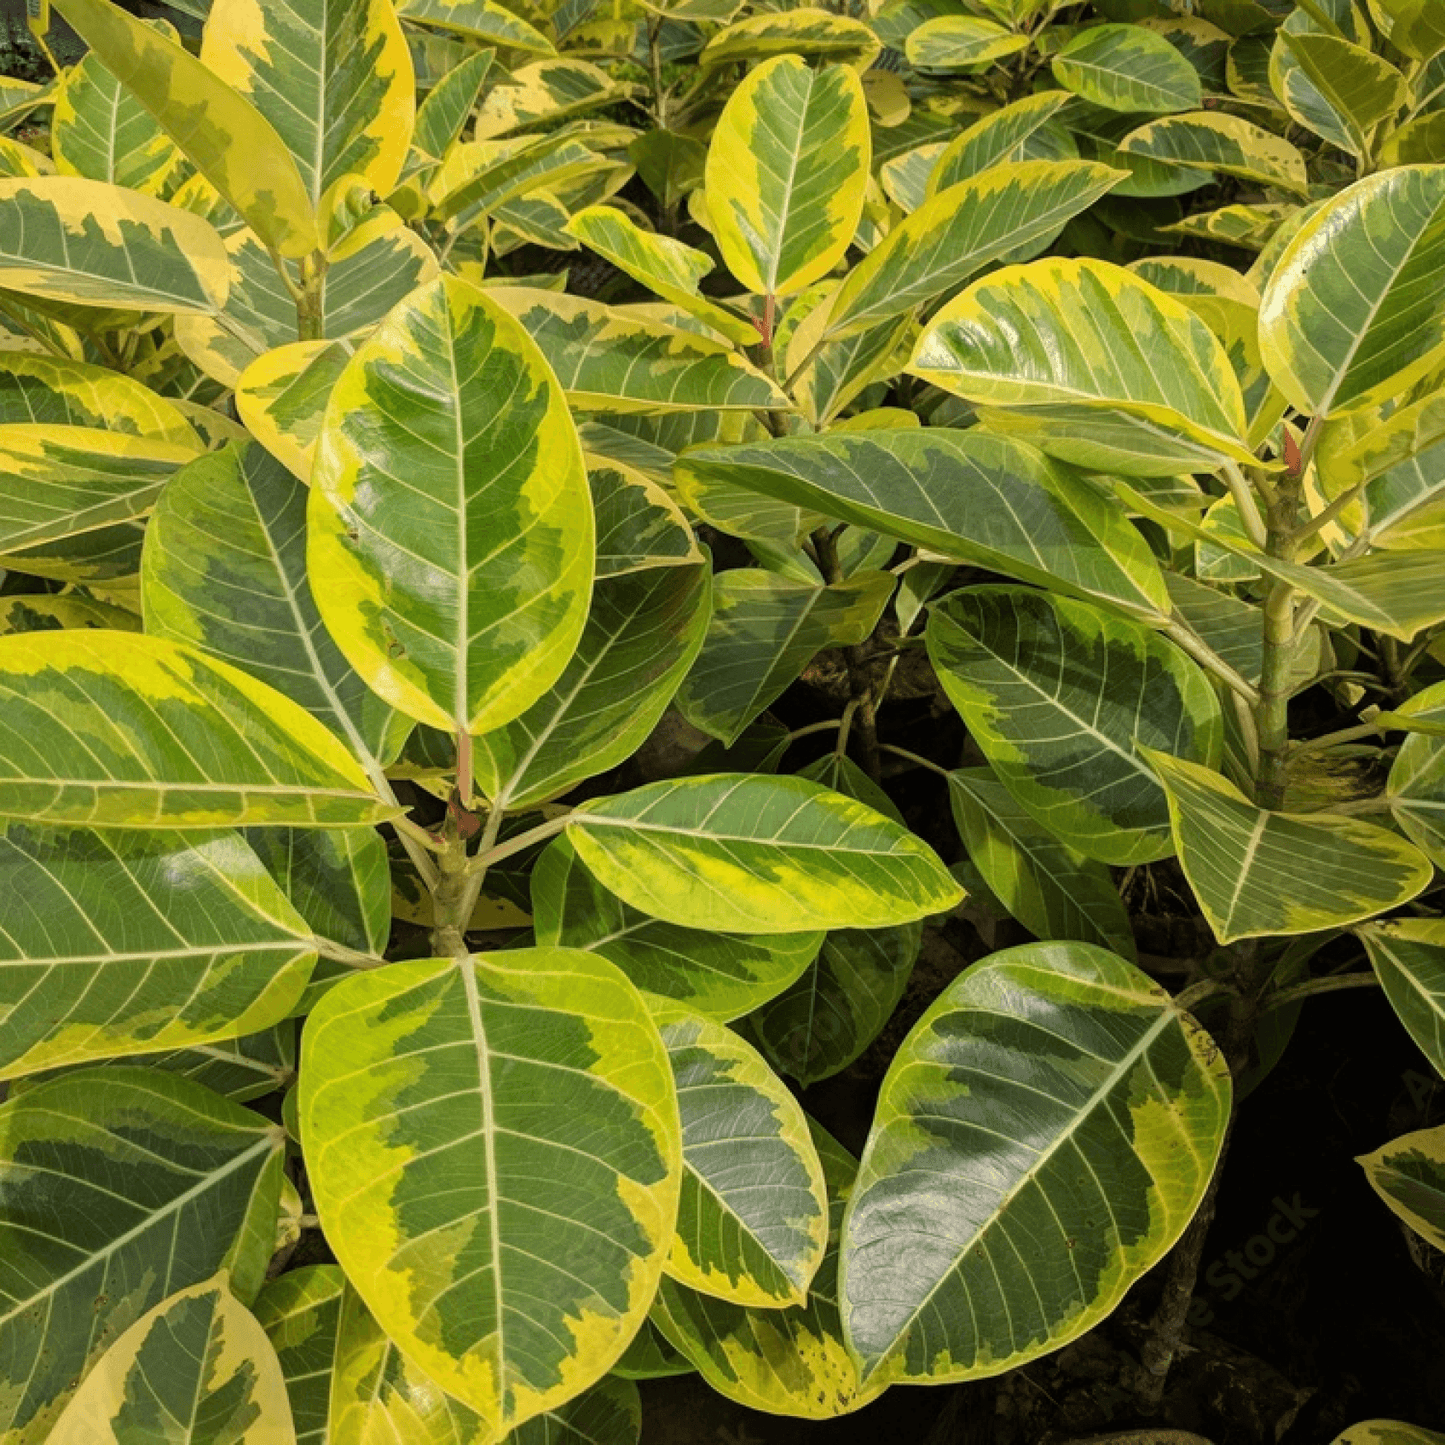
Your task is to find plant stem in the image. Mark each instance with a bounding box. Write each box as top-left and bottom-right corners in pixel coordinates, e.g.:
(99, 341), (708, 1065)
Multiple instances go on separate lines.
(812, 527), (881, 779)
(1259, 970), (1380, 1015)
(471, 812), (572, 871)
(311, 938), (387, 968)
(1162, 619), (1260, 707)
(880, 742), (952, 779)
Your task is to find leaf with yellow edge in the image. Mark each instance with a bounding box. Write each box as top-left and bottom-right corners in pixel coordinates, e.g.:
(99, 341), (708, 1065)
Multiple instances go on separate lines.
(235, 338), (356, 481)
(1146, 749), (1432, 944)
(474, 58), (635, 141)
(0, 630), (396, 829)
(840, 942), (1230, 1384)
(653, 1120), (885, 1418)
(910, 256), (1255, 476)
(299, 948), (682, 1437)
(1259, 167), (1445, 419)
(0, 351), (200, 444)
(51, 46), (184, 195)
(1329, 1425), (1445, 1445)
(255, 1266), (345, 1445)
(309, 274), (592, 735)
(567, 773), (963, 934)
(397, 0), (554, 54)
(1052, 23), (1202, 112)
(1358, 1124), (1445, 1255)
(564, 205), (759, 346)
(700, 7), (880, 70)
(50, 0), (319, 257)
(906, 16), (1028, 72)
(1118, 112), (1309, 195)
(0, 175), (228, 315)
(1275, 31), (1406, 161)
(1357, 918), (1445, 1078)
(202, 0), (414, 205)
(47, 1273), (295, 1445)
(649, 996), (828, 1307)
(705, 56), (869, 299)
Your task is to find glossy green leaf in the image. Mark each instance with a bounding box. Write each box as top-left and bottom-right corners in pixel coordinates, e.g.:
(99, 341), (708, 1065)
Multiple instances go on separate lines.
(589, 460), (703, 577)
(653, 1122), (884, 1417)
(507, 1375), (642, 1444)
(906, 16), (1029, 70)
(0, 822), (315, 1080)
(0, 424), (197, 556)
(52, 47), (184, 194)
(1357, 918), (1445, 1078)
(531, 836), (823, 1022)
(564, 206), (758, 346)
(1358, 1125), (1445, 1253)
(1147, 749), (1432, 944)
(48, 1273), (294, 1444)
(927, 587), (1223, 865)
(487, 288), (788, 413)
(1275, 31), (1406, 159)
(650, 998), (828, 1307)
(676, 429), (1169, 620)
(134, 1023), (296, 1101)
(1259, 167), (1445, 417)
(747, 921), (921, 1088)
(927, 92), (1074, 189)
(0, 176), (228, 314)
(474, 554), (710, 810)
(677, 570), (892, 748)
(399, 0), (552, 52)
(911, 257), (1255, 476)
(840, 942), (1230, 1383)
(613, 1318), (692, 1380)
(255, 1265), (345, 1445)
(0, 1067), (286, 1443)
(825, 160), (1122, 340)
(145, 441), (406, 767)
(1052, 23), (1202, 112)
(0, 630), (395, 828)
(1117, 112), (1309, 194)
(413, 49), (495, 162)
(202, 0), (414, 205)
(948, 768), (1136, 958)
(300, 948), (682, 1436)
(567, 773), (963, 934)
(51, 0), (319, 256)
(705, 55), (869, 298)
(309, 274), (593, 735)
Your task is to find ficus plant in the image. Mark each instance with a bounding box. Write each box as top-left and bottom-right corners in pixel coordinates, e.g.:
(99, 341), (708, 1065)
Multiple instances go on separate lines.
(0, 0), (1441, 1440)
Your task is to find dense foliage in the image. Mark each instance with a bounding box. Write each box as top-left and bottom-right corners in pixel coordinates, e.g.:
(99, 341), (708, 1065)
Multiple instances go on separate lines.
(0, 0), (1442, 1439)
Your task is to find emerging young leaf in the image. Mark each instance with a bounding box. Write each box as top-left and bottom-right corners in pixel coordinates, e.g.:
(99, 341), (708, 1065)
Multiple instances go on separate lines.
(840, 943), (1230, 1383)
(567, 774), (963, 933)
(928, 587), (1223, 865)
(0, 823), (316, 1080)
(0, 1068), (286, 1443)
(650, 998), (828, 1307)
(705, 55), (869, 298)
(0, 631), (396, 828)
(300, 949), (681, 1436)
(1148, 750), (1433, 944)
(47, 1273), (294, 1444)
(309, 274), (593, 735)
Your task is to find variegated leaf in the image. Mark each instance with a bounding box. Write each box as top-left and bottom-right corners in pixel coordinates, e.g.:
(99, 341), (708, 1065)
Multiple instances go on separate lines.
(47, 1273), (295, 1444)
(0, 1068), (286, 1444)
(841, 943), (1230, 1383)
(531, 836), (823, 1022)
(1117, 112), (1309, 195)
(0, 351), (200, 443)
(1358, 919), (1445, 1078)
(700, 7), (879, 69)
(927, 587), (1222, 865)
(255, 1266), (345, 1445)
(1148, 750), (1433, 944)
(1358, 1125), (1445, 1254)
(1387, 679), (1445, 866)
(0, 630), (396, 828)
(675, 428), (1169, 620)
(144, 441), (406, 767)
(235, 338), (355, 481)
(567, 773), (963, 934)
(0, 823), (315, 1080)
(487, 288), (788, 413)
(309, 274), (593, 735)
(300, 949), (682, 1436)
(0, 176), (228, 314)
(1052, 23), (1202, 112)
(398, 0), (553, 54)
(705, 55), (869, 298)
(650, 997), (828, 1307)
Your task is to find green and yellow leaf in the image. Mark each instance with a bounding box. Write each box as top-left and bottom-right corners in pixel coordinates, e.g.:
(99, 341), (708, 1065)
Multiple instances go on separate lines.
(1052, 23), (1202, 112)
(1357, 918), (1445, 1078)
(1358, 1125), (1445, 1253)
(255, 1266), (345, 1445)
